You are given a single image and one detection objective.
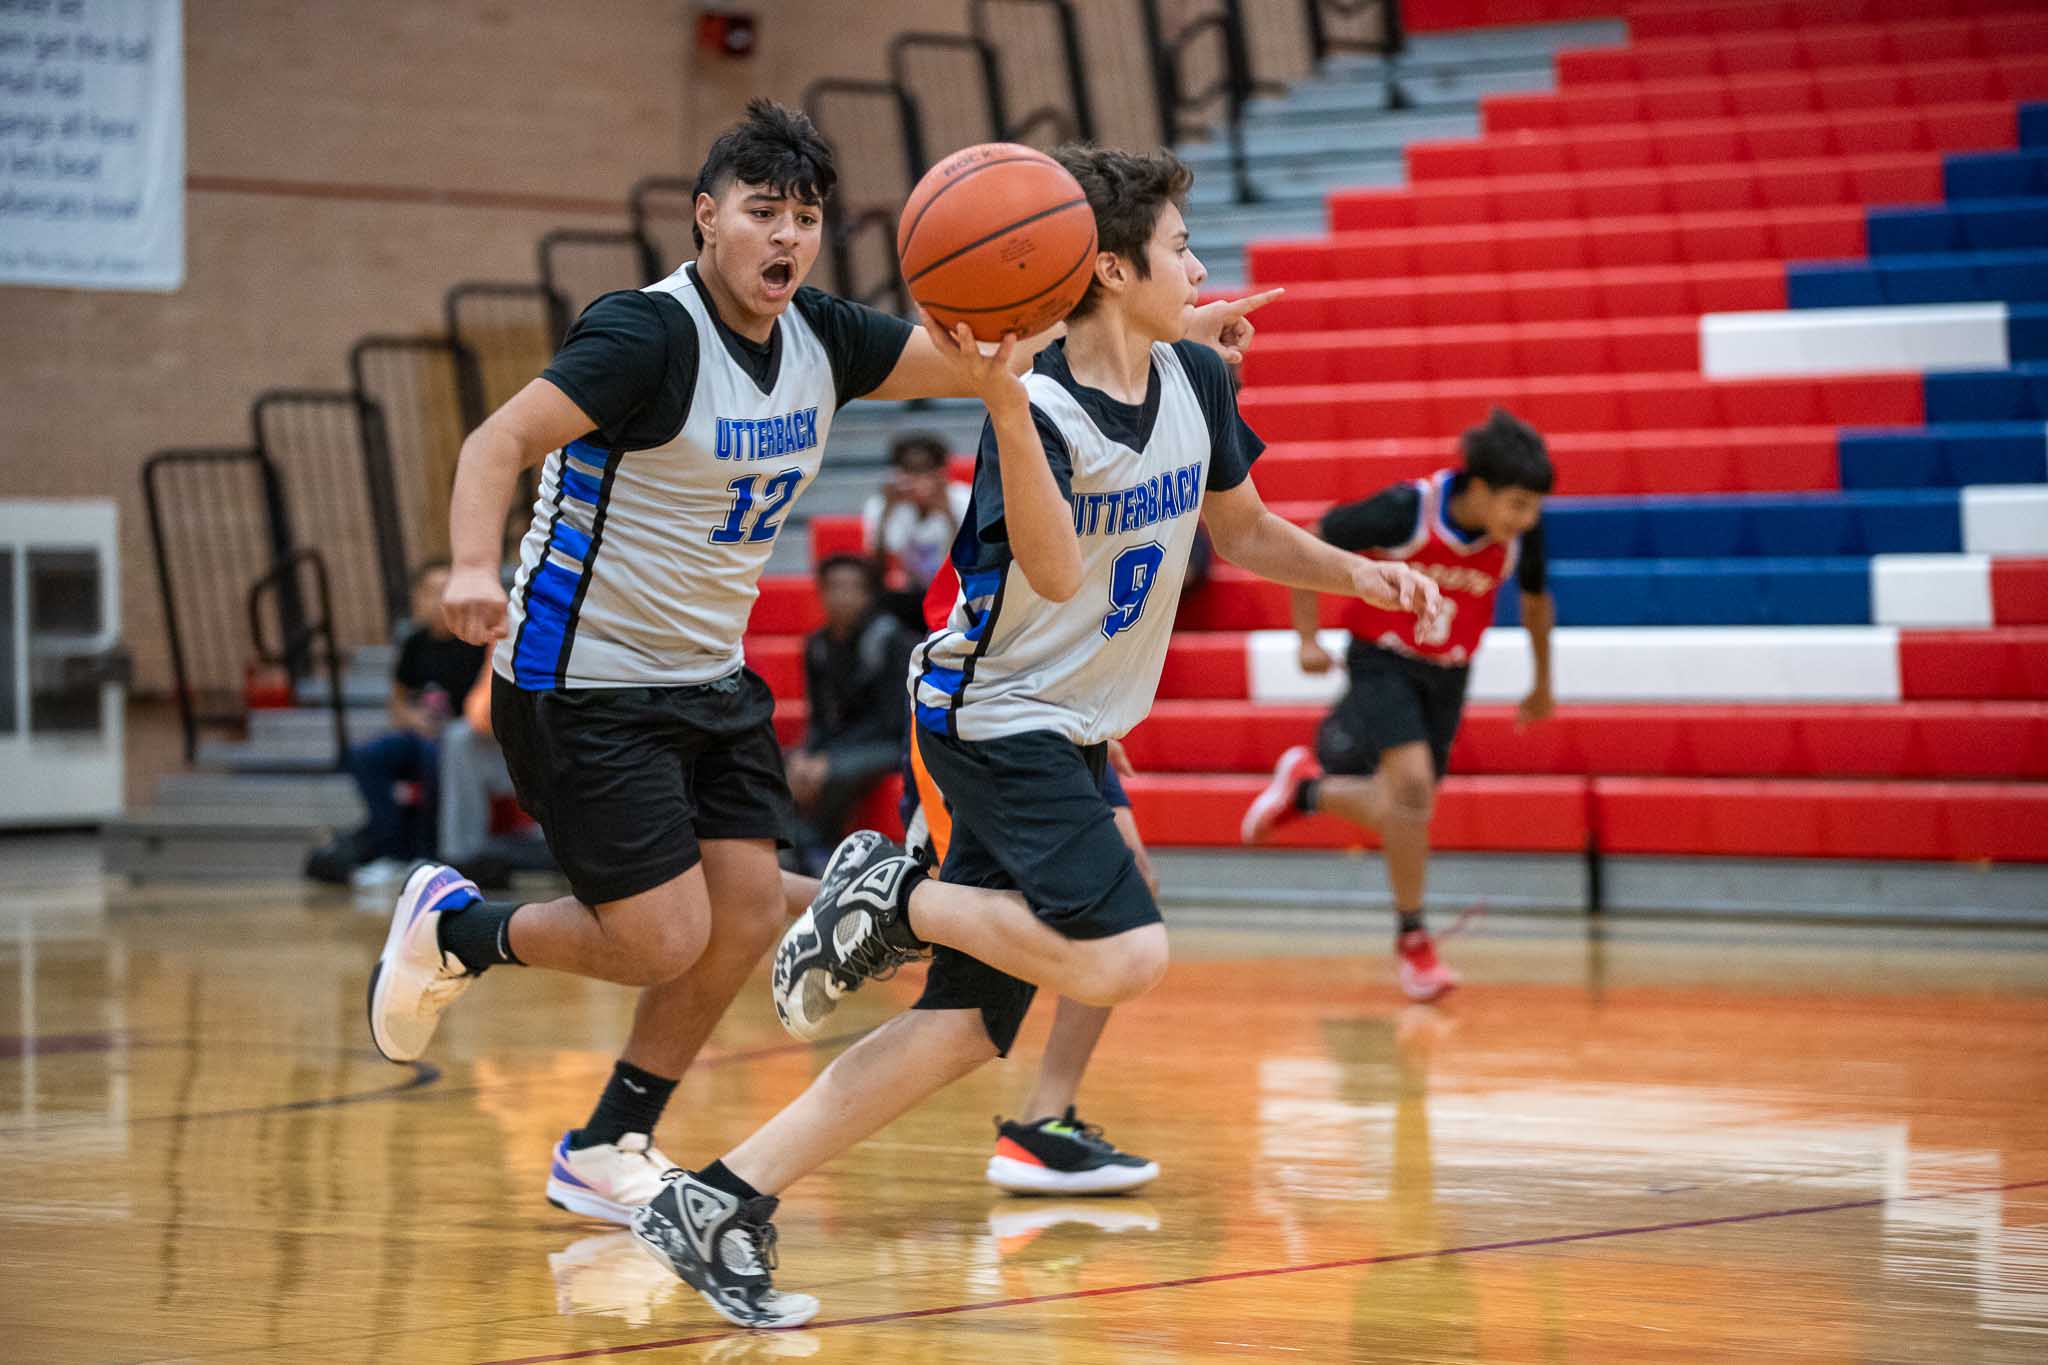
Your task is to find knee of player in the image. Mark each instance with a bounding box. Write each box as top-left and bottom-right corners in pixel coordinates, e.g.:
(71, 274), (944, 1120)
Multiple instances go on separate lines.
(1097, 925), (1169, 1004)
(1385, 768), (1437, 824)
(622, 907), (711, 984)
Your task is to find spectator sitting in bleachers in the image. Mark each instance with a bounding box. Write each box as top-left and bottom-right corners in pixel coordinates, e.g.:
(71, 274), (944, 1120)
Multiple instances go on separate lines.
(862, 429), (969, 631)
(786, 554), (914, 873)
(436, 658), (556, 889)
(317, 562), (485, 887)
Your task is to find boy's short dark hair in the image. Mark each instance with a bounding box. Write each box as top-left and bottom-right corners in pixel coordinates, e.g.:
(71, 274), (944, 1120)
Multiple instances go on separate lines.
(816, 553), (879, 594)
(887, 431), (949, 471)
(1048, 144), (1195, 321)
(1461, 408), (1553, 494)
(692, 98), (838, 249)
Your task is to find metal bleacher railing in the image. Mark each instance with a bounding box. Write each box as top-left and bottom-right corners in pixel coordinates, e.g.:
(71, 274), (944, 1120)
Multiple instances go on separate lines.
(141, 0), (1401, 769)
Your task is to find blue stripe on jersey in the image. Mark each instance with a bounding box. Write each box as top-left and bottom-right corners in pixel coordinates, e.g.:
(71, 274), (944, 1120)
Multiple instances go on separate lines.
(560, 462), (604, 506)
(958, 568), (1003, 642)
(512, 439), (616, 688)
(920, 664), (965, 696)
(914, 699), (955, 734)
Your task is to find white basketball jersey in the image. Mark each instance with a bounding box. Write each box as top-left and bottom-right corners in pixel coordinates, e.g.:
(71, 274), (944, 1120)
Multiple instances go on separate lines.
(911, 343), (1213, 745)
(498, 264), (837, 689)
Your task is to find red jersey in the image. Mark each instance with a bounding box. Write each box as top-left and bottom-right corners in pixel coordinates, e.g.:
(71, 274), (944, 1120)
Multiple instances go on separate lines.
(1339, 469), (1522, 669)
(921, 558), (958, 632)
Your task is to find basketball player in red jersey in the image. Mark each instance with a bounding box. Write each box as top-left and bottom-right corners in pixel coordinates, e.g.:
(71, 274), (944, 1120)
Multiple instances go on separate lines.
(1240, 409), (1555, 1001)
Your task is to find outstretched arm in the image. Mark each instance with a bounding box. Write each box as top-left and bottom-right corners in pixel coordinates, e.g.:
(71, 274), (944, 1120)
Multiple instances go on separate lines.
(1203, 478), (1443, 627)
(862, 287), (1285, 402)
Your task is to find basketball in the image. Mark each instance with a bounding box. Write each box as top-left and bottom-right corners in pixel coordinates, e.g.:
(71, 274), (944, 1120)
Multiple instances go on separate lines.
(897, 142), (1098, 342)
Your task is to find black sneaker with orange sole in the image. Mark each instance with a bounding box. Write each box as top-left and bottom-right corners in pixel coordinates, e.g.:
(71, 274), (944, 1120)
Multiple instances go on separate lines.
(985, 1108), (1159, 1195)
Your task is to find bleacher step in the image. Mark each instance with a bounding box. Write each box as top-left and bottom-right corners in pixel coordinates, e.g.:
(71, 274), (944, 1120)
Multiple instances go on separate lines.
(104, 806), (344, 882)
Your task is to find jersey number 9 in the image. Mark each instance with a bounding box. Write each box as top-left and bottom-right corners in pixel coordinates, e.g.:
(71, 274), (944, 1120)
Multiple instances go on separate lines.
(1102, 542), (1166, 640)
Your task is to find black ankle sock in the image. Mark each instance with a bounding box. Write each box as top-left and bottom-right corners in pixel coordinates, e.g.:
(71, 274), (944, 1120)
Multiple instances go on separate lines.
(1295, 777), (1322, 814)
(1396, 908), (1426, 937)
(896, 860), (932, 947)
(697, 1159), (761, 1203)
(568, 1060), (677, 1150)
(436, 898), (522, 973)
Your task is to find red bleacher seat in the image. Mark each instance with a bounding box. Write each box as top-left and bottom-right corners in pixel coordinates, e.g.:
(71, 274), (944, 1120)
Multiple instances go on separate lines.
(1591, 777), (2048, 861)
(1322, 154), (1942, 235)
(749, 575), (825, 635)
(1485, 57), (2048, 132)
(1247, 428), (1838, 500)
(1247, 264), (1787, 334)
(1625, 0), (2043, 42)
(1238, 317), (1701, 385)
(1236, 373), (1921, 441)
(1408, 101), (2015, 182)
(1122, 773), (1592, 852)
(1250, 206), (1864, 285)
(809, 516), (864, 562)
(1993, 560), (2048, 626)
(1119, 701), (2048, 780)
(1899, 629), (2048, 700)
(1556, 14), (2046, 86)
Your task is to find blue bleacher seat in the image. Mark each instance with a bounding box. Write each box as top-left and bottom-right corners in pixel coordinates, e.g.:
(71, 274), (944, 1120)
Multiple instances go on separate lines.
(1866, 202), (2048, 257)
(1838, 431), (1943, 488)
(1943, 150), (2048, 201)
(1839, 425), (2048, 488)
(1786, 262), (1886, 309)
(2012, 305), (2048, 364)
(2021, 102), (2048, 151)
(1867, 207), (1960, 256)
(1505, 557), (1867, 628)
(1925, 368), (2044, 424)
(1880, 258), (1988, 306)
(1538, 493), (1959, 562)
(1980, 252), (2048, 304)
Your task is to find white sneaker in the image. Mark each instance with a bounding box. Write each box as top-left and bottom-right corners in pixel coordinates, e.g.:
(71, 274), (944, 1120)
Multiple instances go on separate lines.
(349, 856), (410, 890)
(547, 1230), (682, 1326)
(366, 862), (481, 1063)
(546, 1130), (679, 1226)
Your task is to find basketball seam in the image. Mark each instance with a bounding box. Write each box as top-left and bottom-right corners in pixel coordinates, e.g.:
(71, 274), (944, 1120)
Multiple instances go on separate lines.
(897, 152), (1056, 261)
(916, 232), (1099, 315)
(902, 196), (1093, 288)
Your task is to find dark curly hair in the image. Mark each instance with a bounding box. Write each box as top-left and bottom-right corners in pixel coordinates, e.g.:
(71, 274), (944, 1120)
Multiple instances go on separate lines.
(1048, 144), (1195, 321)
(691, 98), (838, 249)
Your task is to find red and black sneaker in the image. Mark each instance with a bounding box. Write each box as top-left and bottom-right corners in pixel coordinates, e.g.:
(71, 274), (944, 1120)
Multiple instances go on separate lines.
(1241, 745), (1321, 845)
(986, 1108), (1159, 1195)
(1396, 928), (1461, 1003)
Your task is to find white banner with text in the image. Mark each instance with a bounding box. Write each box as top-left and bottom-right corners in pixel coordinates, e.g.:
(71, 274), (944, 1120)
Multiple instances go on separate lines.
(0, 0), (182, 291)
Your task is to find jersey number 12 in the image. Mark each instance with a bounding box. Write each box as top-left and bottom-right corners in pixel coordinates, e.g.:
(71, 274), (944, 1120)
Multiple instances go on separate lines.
(709, 468), (803, 545)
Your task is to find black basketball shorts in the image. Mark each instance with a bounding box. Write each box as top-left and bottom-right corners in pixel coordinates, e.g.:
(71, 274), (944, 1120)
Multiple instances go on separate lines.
(908, 723), (1163, 1055)
(491, 668), (793, 907)
(1316, 642), (1472, 780)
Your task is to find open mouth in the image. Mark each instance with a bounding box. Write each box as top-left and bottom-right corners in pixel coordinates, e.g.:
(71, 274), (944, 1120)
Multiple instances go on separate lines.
(762, 259), (794, 292)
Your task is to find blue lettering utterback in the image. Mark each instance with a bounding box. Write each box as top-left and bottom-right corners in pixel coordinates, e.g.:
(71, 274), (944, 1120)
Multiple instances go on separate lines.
(716, 407), (818, 461)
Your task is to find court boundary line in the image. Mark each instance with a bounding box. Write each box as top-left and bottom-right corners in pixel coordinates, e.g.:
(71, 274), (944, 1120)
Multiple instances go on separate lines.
(474, 1175), (2048, 1363)
(0, 1031), (864, 1134)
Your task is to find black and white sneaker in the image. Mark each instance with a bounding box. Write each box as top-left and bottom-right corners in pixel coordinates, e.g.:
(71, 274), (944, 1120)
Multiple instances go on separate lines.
(630, 1170), (818, 1329)
(987, 1108), (1161, 1195)
(770, 830), (928, 1040)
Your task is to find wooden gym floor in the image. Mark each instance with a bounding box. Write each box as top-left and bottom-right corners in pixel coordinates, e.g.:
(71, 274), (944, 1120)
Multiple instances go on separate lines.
(4, 848), (2046, 1363)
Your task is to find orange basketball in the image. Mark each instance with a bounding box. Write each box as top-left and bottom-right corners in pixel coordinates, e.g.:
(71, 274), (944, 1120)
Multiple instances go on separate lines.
(897, 143), (1098, 343)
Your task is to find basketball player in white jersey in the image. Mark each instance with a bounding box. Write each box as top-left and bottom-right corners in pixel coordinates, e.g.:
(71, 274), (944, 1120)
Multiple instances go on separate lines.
(366, 102), (1271, 1231)
(630, 145), (1443, 1328)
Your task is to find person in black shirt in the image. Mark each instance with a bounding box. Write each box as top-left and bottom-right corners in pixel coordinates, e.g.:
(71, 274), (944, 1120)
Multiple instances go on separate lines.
(334, 562), (484, 883)
(787, 555), (914, 871)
